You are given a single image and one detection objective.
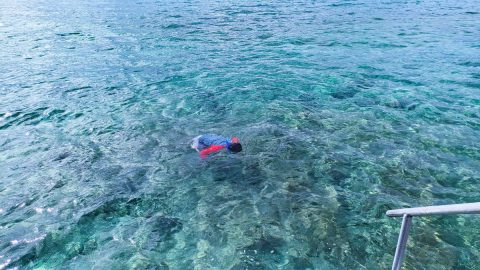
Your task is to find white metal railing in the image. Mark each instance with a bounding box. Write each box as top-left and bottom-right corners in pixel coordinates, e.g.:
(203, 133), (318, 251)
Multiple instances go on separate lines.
(386, 202), (480, 270)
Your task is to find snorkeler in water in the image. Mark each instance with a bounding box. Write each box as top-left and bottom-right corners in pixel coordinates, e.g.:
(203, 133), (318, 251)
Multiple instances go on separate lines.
(191, 134), (242, 159)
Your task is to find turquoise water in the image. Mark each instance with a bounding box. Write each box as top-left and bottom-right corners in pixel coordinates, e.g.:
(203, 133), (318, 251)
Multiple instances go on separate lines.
(1, 0), (480, 269)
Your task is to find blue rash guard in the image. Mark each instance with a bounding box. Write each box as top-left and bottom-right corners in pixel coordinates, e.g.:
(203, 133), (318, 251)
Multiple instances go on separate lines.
(196, 134), (232, 151)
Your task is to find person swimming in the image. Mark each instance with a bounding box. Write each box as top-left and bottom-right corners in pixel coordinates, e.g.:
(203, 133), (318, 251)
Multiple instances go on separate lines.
(191, 134), (242, 159)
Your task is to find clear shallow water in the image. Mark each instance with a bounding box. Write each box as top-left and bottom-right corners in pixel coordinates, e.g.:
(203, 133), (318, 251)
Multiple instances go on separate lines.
(1, 0), (479, 269)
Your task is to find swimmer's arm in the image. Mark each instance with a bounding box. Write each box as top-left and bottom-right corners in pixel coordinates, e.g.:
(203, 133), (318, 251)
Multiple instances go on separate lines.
(199, 145), (225, 159)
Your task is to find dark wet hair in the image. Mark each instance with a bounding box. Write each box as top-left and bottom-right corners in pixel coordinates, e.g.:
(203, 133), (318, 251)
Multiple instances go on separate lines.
(229, 143), (242, 153)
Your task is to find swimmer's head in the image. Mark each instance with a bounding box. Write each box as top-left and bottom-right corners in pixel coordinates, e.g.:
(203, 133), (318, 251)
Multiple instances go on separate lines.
(228, 142), (242, 153)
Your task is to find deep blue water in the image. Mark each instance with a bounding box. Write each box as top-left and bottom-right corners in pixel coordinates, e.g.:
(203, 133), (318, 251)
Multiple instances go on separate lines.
(1, 0), (480, 269)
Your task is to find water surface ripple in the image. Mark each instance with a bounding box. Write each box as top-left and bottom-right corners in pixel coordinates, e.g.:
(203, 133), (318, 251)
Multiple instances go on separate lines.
(1, 0), (479, 269)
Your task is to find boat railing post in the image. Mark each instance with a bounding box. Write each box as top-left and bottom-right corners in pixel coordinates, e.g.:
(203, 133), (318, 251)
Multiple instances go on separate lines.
(391, 214), (412, 270)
